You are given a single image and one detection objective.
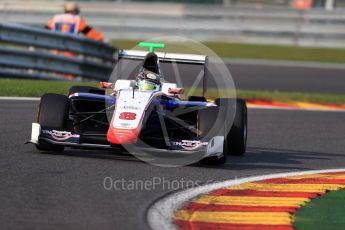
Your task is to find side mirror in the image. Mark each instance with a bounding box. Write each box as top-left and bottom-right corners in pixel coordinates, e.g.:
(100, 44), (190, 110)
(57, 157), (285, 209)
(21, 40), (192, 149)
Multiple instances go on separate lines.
(168, 88), (184, 95)
(130, 80), (137, 89)
(99, 82), (115, 89)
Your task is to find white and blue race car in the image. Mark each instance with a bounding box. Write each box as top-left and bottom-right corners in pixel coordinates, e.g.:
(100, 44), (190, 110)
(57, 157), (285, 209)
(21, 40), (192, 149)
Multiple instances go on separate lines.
(29, 42), (247, 165)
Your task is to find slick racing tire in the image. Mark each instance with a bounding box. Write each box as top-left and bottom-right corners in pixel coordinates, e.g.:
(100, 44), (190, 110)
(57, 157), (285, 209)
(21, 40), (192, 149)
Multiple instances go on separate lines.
(198, 106), (227, 165)
(69, 86), (105, 95)
(216, 98), (247, 156)
(188, 96), (207, 102)
(35, 93), (70, 152)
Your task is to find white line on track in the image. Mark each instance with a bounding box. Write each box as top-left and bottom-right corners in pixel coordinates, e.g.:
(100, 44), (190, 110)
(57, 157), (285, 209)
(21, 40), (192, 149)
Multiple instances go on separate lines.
(147, 168), (345, 230)
(0, 96), (40, 101)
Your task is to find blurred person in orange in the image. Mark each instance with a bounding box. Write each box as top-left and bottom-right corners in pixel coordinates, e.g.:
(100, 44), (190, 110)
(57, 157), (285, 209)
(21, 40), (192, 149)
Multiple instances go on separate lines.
(46, 2), (104, 41)
(46, 2), (104, 79)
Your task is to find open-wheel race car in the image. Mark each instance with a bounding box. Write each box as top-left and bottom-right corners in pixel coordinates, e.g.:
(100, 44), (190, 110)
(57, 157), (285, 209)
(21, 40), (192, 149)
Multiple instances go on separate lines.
(29, 42), (247, 165)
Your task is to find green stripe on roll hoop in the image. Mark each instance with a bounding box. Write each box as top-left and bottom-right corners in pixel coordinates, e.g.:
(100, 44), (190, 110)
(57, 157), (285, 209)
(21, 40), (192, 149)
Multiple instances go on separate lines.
(138, 42), (166, 52)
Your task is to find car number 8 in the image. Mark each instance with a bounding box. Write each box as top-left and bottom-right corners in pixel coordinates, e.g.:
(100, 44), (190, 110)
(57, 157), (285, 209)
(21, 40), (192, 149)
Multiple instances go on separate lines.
(119, 112), (136, 120)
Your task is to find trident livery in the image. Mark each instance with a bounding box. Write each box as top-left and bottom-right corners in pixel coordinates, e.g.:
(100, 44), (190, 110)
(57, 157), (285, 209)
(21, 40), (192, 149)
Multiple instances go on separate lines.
(29, 42), (247, 165)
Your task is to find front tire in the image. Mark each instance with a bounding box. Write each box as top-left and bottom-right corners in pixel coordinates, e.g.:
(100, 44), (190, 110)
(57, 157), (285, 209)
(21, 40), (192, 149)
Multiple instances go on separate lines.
(216, 98), (247, 156)
(198, 106), (227, 165)
(35, 93), (70, 152)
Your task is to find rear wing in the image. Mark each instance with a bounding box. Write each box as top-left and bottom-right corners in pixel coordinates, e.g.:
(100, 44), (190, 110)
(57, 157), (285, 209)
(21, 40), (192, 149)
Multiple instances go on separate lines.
(119, 49), (208, 65)
(118, 49), (209, 96)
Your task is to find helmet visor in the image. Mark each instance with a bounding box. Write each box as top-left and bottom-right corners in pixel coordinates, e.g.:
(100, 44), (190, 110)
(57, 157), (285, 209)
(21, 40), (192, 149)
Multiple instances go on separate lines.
(138, 80), (158, 91)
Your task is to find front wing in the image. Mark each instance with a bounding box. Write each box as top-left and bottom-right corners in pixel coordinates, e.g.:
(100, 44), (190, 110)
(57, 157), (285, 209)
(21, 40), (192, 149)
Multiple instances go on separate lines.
(29, 123), (224, 158)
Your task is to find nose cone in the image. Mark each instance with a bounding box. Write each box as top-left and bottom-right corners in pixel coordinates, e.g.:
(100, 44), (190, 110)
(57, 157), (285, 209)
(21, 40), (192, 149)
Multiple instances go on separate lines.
(107, 127), (139, 145)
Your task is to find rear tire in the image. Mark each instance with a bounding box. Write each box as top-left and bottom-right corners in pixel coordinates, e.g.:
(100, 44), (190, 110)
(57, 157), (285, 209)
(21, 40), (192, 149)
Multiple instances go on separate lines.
(216, 98), (247, 156)
(188, 96), (207, 102)
(35, 93), (70, 152)
(69, 86), (104, 95)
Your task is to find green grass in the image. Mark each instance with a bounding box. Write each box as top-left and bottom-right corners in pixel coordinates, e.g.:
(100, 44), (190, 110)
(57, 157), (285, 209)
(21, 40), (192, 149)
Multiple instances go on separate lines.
(1, 79), (345, 105)
(0, 79), (97, 97)
(113, 39), (345, 63)
(294, 189), (345, 230)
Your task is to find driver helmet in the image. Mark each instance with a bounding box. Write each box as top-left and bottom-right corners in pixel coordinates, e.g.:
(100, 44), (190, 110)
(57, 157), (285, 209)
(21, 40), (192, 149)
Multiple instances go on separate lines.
(136, 69), (161, 91)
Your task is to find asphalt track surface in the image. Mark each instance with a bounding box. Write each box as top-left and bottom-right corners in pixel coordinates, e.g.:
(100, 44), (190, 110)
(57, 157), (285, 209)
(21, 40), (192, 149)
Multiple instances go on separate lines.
(1, 99), (345, 230)
(228, 63), (345, 94)
(121, 60), (345, 94)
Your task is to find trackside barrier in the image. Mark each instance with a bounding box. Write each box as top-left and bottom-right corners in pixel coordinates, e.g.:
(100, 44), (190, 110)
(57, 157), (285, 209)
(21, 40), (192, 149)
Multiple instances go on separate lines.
(1, 1), (345, 47)
(0, 23), (116, 81)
